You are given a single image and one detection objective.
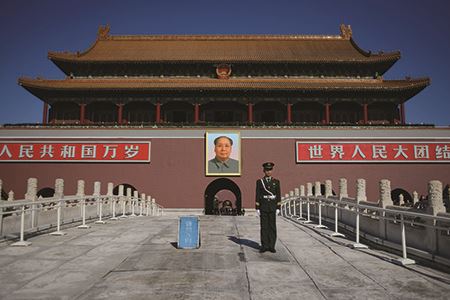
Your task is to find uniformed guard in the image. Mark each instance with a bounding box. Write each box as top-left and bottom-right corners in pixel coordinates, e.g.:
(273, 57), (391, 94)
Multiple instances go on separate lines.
(255, 162), (281, 253)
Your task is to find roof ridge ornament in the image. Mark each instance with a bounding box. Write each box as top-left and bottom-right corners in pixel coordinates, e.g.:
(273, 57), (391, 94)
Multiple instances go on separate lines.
(98, 24), (110, 40)
(340, 24), (352, 40)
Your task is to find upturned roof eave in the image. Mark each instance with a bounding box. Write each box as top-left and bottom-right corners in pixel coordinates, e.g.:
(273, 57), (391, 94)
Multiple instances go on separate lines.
(18, 77), (430, 92)
(48, 54), (401, 64)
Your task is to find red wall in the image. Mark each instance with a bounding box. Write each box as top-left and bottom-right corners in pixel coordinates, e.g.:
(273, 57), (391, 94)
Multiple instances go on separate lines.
(1, 137), (449, 208)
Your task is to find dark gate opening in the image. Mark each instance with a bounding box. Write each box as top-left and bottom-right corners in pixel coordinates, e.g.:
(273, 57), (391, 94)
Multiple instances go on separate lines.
(204, 178), (244, 215)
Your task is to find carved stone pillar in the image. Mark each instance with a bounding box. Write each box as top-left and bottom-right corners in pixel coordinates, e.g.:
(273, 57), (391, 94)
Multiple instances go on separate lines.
(300, 185), (305, 197)
(76, 180), (85, 197)
(426, 180), (445, 254)
(428, 180), (445, 215)
(306, 183), (313, 197)
(379, 179), (393, 208)
(356, 179), (366, 202)
(339, 178), (348, 200)
(325, 180), (332, 198)
(93, 181), (101, 197)
(378, 179), (393, 240)
(54, 179), (64, 198)
(26, 178), (38, 228)
(314, 181), (322, 196)
(107, 183), (114, 196)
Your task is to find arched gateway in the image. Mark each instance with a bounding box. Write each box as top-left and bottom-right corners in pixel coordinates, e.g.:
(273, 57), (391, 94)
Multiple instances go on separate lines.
(204, 178), (243, 215)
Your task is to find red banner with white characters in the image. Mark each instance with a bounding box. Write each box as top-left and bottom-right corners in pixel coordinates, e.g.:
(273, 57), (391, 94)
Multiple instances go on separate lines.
(0, 141), (151, 162)
(296, 141), (450, 163)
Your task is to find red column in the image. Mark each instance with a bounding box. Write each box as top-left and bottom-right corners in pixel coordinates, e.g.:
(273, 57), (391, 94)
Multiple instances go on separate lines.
(117, 104), (124, 125)
(42, 102), (49, 125)
(247, 103), (253, 123)
(194, 103), (200, 123)
(324, 103), (330, 124)
(363, 103), (368, 124)
(79, 103), (86, 125)
(400, 103), (406, 124)
(156, 102), (161, 123)
(287, 103), (292, 124)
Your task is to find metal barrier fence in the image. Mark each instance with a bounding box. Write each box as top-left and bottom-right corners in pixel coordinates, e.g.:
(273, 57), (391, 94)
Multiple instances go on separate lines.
(280, 179), (450, 266)
(0, 180), (163, 246)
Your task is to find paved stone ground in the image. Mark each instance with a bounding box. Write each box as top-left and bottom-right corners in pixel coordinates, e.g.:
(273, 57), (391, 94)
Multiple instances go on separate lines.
(0, 215), (449, 299)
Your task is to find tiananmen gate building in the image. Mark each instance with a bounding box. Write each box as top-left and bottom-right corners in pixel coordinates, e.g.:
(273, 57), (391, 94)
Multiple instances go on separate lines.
(1, 24), (449, 213)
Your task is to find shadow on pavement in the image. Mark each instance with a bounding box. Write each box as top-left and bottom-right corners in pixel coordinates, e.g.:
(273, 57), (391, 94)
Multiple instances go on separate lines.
(228, 236), (260, 250)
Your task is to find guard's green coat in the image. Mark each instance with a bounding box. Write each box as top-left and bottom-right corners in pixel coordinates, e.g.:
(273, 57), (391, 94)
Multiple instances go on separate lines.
(255, 177), (281, 251)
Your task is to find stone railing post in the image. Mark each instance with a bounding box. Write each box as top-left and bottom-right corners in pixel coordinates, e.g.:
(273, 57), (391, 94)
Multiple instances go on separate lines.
(107, 182), (114, 216)
(77, 179), (90, 229)
(54, 179), (64, 199)
(353, 179), (368, 248)
(126, 188), (133, 214)
(76, 180), (85, 197)
(339, 178), (348, 200)
(378, 179), (392, 239)
(356, 179), (366, 202)
(325, 180), (332, 198)
(119, 185), (126, 218)
(95, 181), (106, 225)
(300, 185), (305, 197)
(427, 180), (445, 215)
(426, 180), (445, 254)
(76, 179), (85, 217)
(50, 179), (66, 236)
(55, 178), (65, 233)
(25, 178), (38, 228)
(306, 183), (313, 197)
(107, 183), (114, 196)
(139, 193), (145, 216)
(93, 181), (101, 216)
(152, 198), (156, 216)
(131, 190), (138, 216)
(146, 195), (152, 216)
(379, 179), (393, 208)
(314, 181), (321, 197)
(93, 181), (101, 197)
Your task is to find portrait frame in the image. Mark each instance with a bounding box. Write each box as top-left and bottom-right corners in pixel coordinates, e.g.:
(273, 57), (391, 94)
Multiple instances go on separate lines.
(205, 131), (241, 176)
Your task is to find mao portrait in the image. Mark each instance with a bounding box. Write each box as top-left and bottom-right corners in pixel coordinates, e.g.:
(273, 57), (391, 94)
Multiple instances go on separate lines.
(206, 132), (241, 176)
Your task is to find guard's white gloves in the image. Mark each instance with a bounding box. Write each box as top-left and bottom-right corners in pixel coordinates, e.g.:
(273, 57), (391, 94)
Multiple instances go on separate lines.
(256, 209), (260, 216)
(276, 209), (280, 215)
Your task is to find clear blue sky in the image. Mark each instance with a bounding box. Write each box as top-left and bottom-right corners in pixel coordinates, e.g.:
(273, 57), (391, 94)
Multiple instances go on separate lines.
(1, 0), (449, 125)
